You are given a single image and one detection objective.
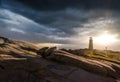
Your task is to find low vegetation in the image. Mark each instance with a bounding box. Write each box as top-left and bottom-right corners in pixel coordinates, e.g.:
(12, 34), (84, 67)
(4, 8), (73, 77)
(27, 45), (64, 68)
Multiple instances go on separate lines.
(61, 48), (120, 63)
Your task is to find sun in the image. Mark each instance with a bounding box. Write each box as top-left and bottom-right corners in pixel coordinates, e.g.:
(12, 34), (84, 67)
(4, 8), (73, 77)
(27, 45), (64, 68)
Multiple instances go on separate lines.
(94, 32), (118, 45)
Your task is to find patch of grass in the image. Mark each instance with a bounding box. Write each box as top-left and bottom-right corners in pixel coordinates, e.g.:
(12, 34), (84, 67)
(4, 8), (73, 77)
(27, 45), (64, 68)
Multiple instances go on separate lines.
(93, 50), (120, 61)
(87, 54), (120, 64)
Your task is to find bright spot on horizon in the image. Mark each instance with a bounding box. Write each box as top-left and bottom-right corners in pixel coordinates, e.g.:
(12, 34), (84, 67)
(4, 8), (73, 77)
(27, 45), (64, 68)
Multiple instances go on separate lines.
(94, 31), (118, 45)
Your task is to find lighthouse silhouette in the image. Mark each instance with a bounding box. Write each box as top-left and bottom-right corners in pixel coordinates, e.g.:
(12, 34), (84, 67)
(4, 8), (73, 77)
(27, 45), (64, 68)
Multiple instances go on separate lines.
(89, 37), (93, 50)
(89, 37), (93, 55)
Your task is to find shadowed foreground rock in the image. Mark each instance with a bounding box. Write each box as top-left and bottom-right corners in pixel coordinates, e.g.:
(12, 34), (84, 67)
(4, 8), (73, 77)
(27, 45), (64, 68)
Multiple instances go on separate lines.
(0, 36), (120, 82)
(38, 48), (120, 81)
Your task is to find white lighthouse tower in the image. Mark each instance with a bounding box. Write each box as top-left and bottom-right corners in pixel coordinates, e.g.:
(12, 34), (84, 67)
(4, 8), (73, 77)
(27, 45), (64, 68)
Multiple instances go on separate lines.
(88, 37), (93, 55)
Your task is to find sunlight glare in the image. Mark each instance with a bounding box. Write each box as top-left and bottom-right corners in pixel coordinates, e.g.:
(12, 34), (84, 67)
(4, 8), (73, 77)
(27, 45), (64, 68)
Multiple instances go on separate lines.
(94, 32), (118, 45)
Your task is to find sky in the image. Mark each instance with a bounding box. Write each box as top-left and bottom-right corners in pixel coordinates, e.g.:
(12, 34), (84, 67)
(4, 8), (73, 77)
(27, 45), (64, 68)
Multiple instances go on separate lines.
(0, 0), (120, 50)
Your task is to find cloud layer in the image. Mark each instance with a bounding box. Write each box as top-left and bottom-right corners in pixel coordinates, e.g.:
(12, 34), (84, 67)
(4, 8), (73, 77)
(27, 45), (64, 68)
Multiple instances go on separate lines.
(0, 0), (120, 50)
(14, 0), (120, 10)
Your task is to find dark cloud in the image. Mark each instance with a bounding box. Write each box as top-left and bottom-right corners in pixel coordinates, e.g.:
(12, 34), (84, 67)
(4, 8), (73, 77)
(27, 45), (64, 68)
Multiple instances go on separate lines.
(14, 0), (120, 10)
(0, 0), (120, 49)
(0, 8), (71, 44)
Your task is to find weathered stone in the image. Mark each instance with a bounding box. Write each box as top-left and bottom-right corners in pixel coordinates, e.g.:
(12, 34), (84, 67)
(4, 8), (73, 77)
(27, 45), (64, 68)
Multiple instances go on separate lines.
(42, 50), (120, 79)
(37, 47), (57, 58)
(45, 47), (57, 58)
(0, 38), (4, 45)
(37, 47), (49, 58)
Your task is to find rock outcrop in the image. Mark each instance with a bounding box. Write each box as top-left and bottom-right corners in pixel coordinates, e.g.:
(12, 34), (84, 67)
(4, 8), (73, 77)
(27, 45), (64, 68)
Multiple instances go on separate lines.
(0, 36), (39, 59)
(38, 49), (120, 80)
(0, 36), (119, 82)
(37, 47), (56, 58)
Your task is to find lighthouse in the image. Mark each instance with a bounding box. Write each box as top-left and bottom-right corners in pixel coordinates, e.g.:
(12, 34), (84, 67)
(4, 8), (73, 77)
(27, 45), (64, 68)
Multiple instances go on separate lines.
(89, 37), (93, 50)
(88, 37), (93, 55)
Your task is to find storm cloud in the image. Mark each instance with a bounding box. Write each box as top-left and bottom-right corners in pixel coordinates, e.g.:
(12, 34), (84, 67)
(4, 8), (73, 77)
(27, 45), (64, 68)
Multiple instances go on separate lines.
(13, 0), (120, 10)
(0, 0), (120, 50)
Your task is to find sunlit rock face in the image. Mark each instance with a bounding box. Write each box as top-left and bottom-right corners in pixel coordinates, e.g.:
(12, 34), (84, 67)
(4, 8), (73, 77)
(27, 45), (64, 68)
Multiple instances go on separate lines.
(0, 36), (39, 58)
(0, 38), (4, 44)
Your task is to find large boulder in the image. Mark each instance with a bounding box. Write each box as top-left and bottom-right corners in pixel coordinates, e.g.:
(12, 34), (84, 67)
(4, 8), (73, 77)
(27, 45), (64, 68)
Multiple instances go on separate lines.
(37, 47), (57, 58)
